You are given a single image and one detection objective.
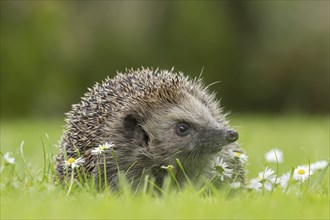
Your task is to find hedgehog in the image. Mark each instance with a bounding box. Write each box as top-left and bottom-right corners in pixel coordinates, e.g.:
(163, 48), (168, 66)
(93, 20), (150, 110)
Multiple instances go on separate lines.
(55, 68), (246, 190)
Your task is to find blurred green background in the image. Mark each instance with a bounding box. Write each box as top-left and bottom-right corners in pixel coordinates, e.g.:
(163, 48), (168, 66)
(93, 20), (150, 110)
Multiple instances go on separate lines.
(1, 1), (329, 119)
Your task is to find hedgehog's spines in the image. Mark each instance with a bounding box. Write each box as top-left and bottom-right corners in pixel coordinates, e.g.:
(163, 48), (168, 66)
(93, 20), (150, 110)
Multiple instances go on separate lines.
(56, 67), (245, 188)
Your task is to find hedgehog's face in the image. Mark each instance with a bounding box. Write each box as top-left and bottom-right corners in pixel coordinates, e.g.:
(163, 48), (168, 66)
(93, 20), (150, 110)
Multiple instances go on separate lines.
(140, 92), (239, 159)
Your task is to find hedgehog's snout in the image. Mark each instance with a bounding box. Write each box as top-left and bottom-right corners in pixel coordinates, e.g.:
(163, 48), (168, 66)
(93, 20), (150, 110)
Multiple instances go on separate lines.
(225, 129), (239, 143)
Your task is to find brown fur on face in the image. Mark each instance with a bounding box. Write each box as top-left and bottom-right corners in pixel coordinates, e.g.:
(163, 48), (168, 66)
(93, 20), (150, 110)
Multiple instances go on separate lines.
(55, 68), (246, 189)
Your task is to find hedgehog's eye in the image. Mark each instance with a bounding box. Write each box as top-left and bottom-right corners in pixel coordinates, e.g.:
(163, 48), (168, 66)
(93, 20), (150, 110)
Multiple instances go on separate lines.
(175, 122), (191, 137)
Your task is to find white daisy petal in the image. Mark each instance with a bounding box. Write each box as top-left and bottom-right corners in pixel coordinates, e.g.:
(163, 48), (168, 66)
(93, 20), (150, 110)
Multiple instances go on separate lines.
(64, 157), (85, 169)
(309, 160), (328, 171)
(161, 165), (174, 171)
(239, 154), (249, 163)
(213, 158), (233, 181)
(293, 166), (313, 183)
(247, 178), (262, 191)
(3, 152), (15, 165)
(258, 167), (275, 181)
(279, 172), (291, 190)
(264, 181), (273, 191)
(265, 148), (283, 163)
(229, 182), (241, 189)
(91, 142), (115, 155)
(229, 149), (248, 164)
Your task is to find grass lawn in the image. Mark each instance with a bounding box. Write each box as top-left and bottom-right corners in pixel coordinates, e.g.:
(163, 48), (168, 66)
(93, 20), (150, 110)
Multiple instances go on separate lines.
(1, 115), (329, 219)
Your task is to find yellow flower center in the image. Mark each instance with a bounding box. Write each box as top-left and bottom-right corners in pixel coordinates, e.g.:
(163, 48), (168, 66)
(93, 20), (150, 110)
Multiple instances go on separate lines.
(297, 169), (305, 175)
(67, 157), (76, 164)
(234, 152), (241, 157)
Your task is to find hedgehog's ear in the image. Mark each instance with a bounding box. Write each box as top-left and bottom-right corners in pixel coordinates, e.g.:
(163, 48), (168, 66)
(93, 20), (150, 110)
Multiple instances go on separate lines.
(123, 114), (149, 146)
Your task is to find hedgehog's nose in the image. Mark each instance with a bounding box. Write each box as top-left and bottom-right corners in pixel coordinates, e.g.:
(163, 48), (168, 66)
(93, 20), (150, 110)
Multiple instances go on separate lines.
(225, 129), (239, 143)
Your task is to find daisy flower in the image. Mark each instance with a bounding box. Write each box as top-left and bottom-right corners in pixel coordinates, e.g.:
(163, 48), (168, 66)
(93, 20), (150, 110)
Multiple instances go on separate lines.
(258, 167), (275, 181)
(64, 157), (85, 169)
(279, 172), (291, 190)
(229, 149), (248, 164)
(264, 148), (283, 163)
(161, 165), (174, 171)
(91, 142), (115, 155)
(309, 160), (328, 171)
(247, 178), (262, 192)
(3, 152), (15, 165)
(263, 181), (273, 191)
(213, 158), (233, 181)
(256, 167), (277, 191)
(263, 176), (280, 191)
(293, 166), (313, 183)
(229, 182), (241, 189)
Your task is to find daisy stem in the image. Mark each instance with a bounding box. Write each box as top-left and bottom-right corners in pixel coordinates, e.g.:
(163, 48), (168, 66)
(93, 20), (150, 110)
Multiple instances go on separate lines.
(103, 154), (107, 189)
(142, 174), (149, 194)
(271, 154), (280, 193)
(284, 167), (295, 194)
(176, 159), (193, 190)
(19, 141), (34, 181)
(97, 163), (102, 191)
(40, 136), (47, 181)
(168, 169), (181, 191)
(299, 147), (311, 193)
(8, 163), (23, 182)
(303, 158), (311, 193)
(309, 162), (329, 192)
(67, 169), (75, 196)
(111, 149), (120, 173)
(9, 164), (16, 180)
(224, 172), (240, 199)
